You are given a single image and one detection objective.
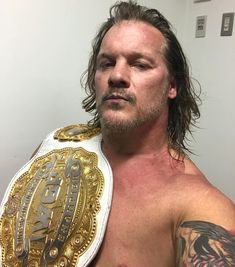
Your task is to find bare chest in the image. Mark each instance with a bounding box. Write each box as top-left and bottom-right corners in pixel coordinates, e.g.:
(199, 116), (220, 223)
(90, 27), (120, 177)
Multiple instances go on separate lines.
(90, 163), (180, 267)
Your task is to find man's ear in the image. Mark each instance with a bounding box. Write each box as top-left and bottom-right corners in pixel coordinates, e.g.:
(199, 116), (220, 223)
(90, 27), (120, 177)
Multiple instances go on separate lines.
(168, 79), (177, 99)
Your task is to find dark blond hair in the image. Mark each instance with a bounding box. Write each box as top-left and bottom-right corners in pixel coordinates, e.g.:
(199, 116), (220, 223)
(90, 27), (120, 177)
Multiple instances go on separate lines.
(81, 0), (201, 155)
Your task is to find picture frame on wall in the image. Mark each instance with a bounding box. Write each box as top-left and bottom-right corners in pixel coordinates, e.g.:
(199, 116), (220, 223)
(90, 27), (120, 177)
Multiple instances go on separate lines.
(195, 15), (207, 37)
(194, 0), (211, 3)
(221, 13), (234, 36)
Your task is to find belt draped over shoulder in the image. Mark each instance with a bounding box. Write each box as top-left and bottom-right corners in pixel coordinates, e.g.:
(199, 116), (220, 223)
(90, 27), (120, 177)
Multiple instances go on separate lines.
(0, 124), (113, 267)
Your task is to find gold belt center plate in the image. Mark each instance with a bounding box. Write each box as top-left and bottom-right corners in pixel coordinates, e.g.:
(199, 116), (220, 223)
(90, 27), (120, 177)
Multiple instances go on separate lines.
(0, 147), (104, 267)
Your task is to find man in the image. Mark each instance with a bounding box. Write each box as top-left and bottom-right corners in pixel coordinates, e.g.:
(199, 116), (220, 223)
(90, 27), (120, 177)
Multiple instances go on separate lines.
(0, 1), (235, 266)
(83, 1), (235, 265)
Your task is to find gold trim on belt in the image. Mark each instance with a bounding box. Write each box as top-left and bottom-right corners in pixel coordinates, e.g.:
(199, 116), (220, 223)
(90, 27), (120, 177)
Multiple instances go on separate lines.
(0, 147), (104, 266)
(54, 125), (101, 142)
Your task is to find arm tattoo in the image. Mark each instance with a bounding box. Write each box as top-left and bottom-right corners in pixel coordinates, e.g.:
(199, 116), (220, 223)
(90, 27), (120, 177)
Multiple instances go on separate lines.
(177, 220), (235, 266)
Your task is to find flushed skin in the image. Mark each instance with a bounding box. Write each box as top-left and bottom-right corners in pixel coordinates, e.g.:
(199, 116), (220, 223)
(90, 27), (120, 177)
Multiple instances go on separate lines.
(95, 21), (177, 133)
(88, 20), (235, 267)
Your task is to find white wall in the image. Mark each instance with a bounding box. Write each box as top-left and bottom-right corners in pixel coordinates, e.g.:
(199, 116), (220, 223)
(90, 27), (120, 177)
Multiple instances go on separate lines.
(0, 0), (117, 198)
(0, 0), (234, 202)
(182, 0), (235, 201)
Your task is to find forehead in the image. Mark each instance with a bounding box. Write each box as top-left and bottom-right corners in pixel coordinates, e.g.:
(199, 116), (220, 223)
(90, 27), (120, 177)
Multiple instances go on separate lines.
(99, 20), (166, 56)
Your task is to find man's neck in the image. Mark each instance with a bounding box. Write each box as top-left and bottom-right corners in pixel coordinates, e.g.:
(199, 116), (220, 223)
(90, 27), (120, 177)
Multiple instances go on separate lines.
(101, 121), (169, 157)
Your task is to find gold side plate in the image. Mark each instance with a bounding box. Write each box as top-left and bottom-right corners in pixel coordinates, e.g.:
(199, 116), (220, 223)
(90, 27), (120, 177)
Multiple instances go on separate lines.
(54, 125), (101, 142)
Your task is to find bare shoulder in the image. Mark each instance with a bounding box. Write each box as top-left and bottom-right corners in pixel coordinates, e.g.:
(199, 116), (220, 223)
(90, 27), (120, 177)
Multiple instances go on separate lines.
(174, 157), (235, 266)
(178, 157), (235, 222)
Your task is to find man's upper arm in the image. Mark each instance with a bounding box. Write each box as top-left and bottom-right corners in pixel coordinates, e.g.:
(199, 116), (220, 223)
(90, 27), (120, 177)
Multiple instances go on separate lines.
(176, 189), (235, 266)
(177, 220), (235, 266)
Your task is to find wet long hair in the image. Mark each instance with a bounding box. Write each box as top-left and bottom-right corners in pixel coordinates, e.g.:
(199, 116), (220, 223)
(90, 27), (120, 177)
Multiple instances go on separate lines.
(81, 0), (201, 155)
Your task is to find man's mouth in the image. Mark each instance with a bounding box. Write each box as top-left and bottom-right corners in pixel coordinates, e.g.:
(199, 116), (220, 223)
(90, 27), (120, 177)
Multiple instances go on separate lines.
(104, 94), (128, 101)
(103, 93), (134, 103)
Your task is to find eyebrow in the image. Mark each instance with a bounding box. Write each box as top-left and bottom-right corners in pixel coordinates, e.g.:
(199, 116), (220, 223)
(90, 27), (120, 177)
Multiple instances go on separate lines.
(97, 51), (158, 64)
(96, 53), (113, 62)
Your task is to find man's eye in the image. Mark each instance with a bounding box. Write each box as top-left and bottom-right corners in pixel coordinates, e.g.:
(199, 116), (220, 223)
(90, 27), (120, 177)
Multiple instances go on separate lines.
(97, 61), (114, 70)
(132, 62), (151, 70)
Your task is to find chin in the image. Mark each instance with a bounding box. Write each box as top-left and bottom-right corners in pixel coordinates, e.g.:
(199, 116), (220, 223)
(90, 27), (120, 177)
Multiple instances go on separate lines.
(100, 113), (135, 133)
(100, 114), (149, 134)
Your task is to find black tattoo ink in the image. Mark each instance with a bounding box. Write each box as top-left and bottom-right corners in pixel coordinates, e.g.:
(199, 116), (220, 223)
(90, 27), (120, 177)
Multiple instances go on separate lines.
(178, 220), (235, 267)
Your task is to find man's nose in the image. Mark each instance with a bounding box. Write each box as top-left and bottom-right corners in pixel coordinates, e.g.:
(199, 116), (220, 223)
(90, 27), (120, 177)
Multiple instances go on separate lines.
(108, 62), (130, 89)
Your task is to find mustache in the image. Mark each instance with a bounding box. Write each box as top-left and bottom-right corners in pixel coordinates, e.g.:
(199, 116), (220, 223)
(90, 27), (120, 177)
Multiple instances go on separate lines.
(101, 90), (136, 104)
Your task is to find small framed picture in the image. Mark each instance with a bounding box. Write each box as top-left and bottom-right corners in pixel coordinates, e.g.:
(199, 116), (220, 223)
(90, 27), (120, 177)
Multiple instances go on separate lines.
(195, 16), (207, 38)
(194, 0), (211, 3)
(221, 13), (234, 36)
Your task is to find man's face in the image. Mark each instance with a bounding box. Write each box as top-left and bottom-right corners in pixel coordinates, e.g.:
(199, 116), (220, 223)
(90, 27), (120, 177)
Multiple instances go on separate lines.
(95, 20), (177, 132)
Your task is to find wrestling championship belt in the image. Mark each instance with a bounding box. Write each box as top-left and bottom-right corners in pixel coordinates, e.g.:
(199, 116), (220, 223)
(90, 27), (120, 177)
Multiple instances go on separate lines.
(0, 124), (113, 267)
